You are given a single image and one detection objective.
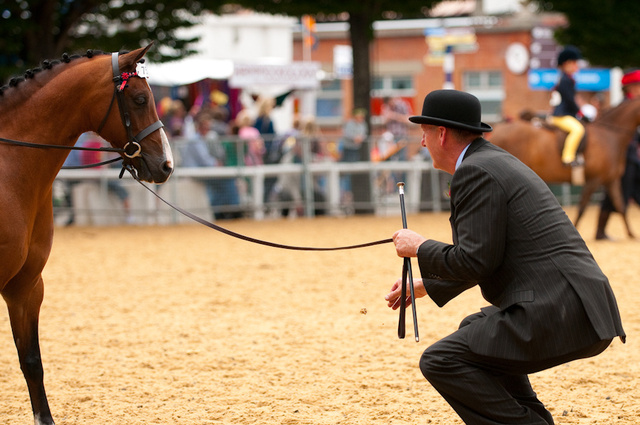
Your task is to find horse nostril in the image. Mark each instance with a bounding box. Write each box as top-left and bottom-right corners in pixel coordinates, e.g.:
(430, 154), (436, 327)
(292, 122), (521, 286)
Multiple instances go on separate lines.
(163, 161), (174, 175)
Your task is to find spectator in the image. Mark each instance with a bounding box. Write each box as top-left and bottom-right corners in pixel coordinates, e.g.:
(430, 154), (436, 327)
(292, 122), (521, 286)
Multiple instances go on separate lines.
(381, 96), (412, 185)
(211, 105), (230, 137)
(238, 125), (266, 215)
(167, 99), (188, 138)
(339, 108), (368, 162)
(181, 113), (240, 220)
(371, 131), (403, 195)
(240, 126), (265, 167)
(339, 108), (368, 212)
(254, 96), (277, 152)
(381, 96), (412, 146)
(254, 97), (279, 204)
(271, 118), (303, 217)
(303, 116), (331, 216)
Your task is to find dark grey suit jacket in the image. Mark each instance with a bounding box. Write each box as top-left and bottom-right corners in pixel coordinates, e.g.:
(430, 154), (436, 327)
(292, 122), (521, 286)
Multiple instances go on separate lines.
(418, 138), (626, 361)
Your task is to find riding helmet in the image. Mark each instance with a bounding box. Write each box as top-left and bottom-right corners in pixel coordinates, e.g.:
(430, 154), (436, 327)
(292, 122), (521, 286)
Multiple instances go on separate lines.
(557, 46), (582, 66)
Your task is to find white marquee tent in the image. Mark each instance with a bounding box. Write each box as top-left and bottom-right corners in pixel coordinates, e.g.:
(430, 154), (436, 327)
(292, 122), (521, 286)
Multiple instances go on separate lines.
(147, 58), (234, 87)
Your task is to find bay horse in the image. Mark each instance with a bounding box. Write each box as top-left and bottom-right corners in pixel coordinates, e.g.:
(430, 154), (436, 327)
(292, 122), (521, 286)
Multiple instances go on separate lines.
(488, 98), (640, 238)
(0, 44), (173, 425)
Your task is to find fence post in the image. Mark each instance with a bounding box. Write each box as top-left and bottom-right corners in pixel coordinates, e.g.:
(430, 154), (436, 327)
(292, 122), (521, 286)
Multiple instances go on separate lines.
(252, 168), (265, 220)
(406, 160), (423, 214)
(301, 136), (315, 217)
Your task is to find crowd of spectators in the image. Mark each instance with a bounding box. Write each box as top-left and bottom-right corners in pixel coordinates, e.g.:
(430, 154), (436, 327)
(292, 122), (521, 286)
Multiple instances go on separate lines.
(156, 94), (413, 219)
(53, 94), (417, 225)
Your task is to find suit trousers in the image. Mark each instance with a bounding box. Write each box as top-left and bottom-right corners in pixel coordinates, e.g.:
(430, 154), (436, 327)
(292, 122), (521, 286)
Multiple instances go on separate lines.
(419, 307), (611, 425)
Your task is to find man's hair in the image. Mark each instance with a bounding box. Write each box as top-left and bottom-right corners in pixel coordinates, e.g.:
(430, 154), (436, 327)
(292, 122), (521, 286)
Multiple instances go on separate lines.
(448, 127), (482, 142)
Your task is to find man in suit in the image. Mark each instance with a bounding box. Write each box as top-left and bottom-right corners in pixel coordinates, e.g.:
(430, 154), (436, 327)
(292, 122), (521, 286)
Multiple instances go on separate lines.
(386, 90), (626, 424)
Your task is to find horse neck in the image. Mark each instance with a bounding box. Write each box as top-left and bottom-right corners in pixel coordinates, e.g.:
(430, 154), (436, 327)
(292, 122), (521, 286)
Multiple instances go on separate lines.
(596, 98), (640, 141)
(0, 57), (112, 183)
(1, 57), (110, 148)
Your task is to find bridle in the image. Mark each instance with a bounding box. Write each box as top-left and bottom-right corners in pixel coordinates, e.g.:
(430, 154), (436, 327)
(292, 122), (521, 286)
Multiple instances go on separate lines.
(95, 52), (164, 177)
(0, 51), (164, 174)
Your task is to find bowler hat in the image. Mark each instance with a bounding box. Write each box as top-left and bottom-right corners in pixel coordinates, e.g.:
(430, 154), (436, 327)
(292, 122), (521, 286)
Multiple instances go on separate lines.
(409, 89), (492, 132)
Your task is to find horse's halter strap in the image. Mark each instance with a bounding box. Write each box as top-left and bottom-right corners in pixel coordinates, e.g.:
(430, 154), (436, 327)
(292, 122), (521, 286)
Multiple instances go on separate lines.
(97, 52), (164, 160)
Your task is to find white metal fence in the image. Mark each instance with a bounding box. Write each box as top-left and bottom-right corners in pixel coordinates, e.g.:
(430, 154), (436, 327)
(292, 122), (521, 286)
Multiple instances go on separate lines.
(53, 160), (451, 226)
(52, 135), (586, 226)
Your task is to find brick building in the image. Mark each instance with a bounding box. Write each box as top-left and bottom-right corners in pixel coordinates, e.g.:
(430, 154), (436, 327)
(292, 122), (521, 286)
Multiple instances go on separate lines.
(292, 9), (582, 142)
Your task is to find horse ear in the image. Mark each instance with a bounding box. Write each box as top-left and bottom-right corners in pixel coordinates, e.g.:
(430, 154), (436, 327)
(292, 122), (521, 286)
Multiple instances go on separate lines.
(120, 42), (154, 71)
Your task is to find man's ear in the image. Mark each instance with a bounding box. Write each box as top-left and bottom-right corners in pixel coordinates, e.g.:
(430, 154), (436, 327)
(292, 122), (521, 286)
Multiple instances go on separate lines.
(437, 126), (447, 147)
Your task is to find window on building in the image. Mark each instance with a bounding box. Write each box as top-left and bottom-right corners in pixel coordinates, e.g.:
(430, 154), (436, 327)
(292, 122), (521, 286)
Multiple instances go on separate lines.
(315, 79), (343, 125)
(371, 75), (415, 124)
(463, 71), (504, 123)
(314, 75), (416, 126)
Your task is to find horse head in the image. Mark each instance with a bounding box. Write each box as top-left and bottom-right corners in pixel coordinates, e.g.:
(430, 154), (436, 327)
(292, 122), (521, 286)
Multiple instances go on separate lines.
(96, 44), (174, 184)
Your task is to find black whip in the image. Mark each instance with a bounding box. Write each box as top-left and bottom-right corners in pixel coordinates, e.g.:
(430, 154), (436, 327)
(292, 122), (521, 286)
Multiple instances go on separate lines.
(397, 182), (419, 342)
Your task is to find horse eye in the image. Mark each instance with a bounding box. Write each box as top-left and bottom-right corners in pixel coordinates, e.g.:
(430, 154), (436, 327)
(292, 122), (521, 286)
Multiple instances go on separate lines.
(134, 95), (147, 105)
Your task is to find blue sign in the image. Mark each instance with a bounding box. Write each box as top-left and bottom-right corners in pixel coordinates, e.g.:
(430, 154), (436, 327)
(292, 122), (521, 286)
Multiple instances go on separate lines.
(528, 68), (610, 91)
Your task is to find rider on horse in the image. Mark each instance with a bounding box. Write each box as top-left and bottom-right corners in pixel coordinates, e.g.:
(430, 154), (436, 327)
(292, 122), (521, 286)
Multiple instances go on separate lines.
(548, 45), (585, 166)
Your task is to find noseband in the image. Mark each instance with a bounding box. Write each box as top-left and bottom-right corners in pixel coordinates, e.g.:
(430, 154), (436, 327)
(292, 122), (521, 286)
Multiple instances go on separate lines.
(97, 52), (164, 160)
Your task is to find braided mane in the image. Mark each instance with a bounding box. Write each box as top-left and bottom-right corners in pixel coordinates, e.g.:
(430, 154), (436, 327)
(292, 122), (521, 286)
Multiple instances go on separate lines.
(0, 49), (110, 97)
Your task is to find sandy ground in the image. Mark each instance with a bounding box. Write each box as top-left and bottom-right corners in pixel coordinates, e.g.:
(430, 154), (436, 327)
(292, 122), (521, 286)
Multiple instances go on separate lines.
(0, 206), (638, 424)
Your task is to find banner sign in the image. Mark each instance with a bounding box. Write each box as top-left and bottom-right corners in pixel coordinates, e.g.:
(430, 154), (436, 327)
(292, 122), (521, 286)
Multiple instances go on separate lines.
(528, 68), (611, 91)
(424, 27), (477, 66)
(333, 45), (353, 79)
(230, 62), (320, 88)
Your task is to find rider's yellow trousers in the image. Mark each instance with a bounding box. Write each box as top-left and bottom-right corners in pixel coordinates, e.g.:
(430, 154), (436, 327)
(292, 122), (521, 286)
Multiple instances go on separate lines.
(548, 115), (585, 164)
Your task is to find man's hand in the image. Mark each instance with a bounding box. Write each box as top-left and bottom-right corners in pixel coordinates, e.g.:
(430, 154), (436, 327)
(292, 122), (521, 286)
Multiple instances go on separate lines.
(392, 229), (427, 258)
(385, 277), (427, 310)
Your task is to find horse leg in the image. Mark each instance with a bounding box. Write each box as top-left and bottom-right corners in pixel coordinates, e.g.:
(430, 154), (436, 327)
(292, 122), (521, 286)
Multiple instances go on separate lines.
(605, 179), (634, 238)
(3, 275), (54, 425)
(573, 180), (600, 229)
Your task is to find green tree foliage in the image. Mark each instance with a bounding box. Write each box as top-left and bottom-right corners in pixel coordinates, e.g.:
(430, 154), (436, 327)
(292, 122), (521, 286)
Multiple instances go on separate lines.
(229, 0), (439, 115)
(1, 0), (443, 115)
(543, 0), (640, 68)
(0, 0), (215, 82)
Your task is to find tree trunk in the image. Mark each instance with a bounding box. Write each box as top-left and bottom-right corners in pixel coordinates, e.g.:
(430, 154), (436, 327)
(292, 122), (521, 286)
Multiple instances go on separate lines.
(347, 11), (373, 214)
(348, 11), (372, 125)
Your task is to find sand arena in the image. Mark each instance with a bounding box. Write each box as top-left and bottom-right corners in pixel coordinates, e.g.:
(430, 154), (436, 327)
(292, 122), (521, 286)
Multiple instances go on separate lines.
(1, 206), (638, 424)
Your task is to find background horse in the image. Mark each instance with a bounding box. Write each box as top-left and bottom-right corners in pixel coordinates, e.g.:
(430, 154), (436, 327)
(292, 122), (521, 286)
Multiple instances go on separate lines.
(0, 44), (173, 425)
(488, 98), (640, 238)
